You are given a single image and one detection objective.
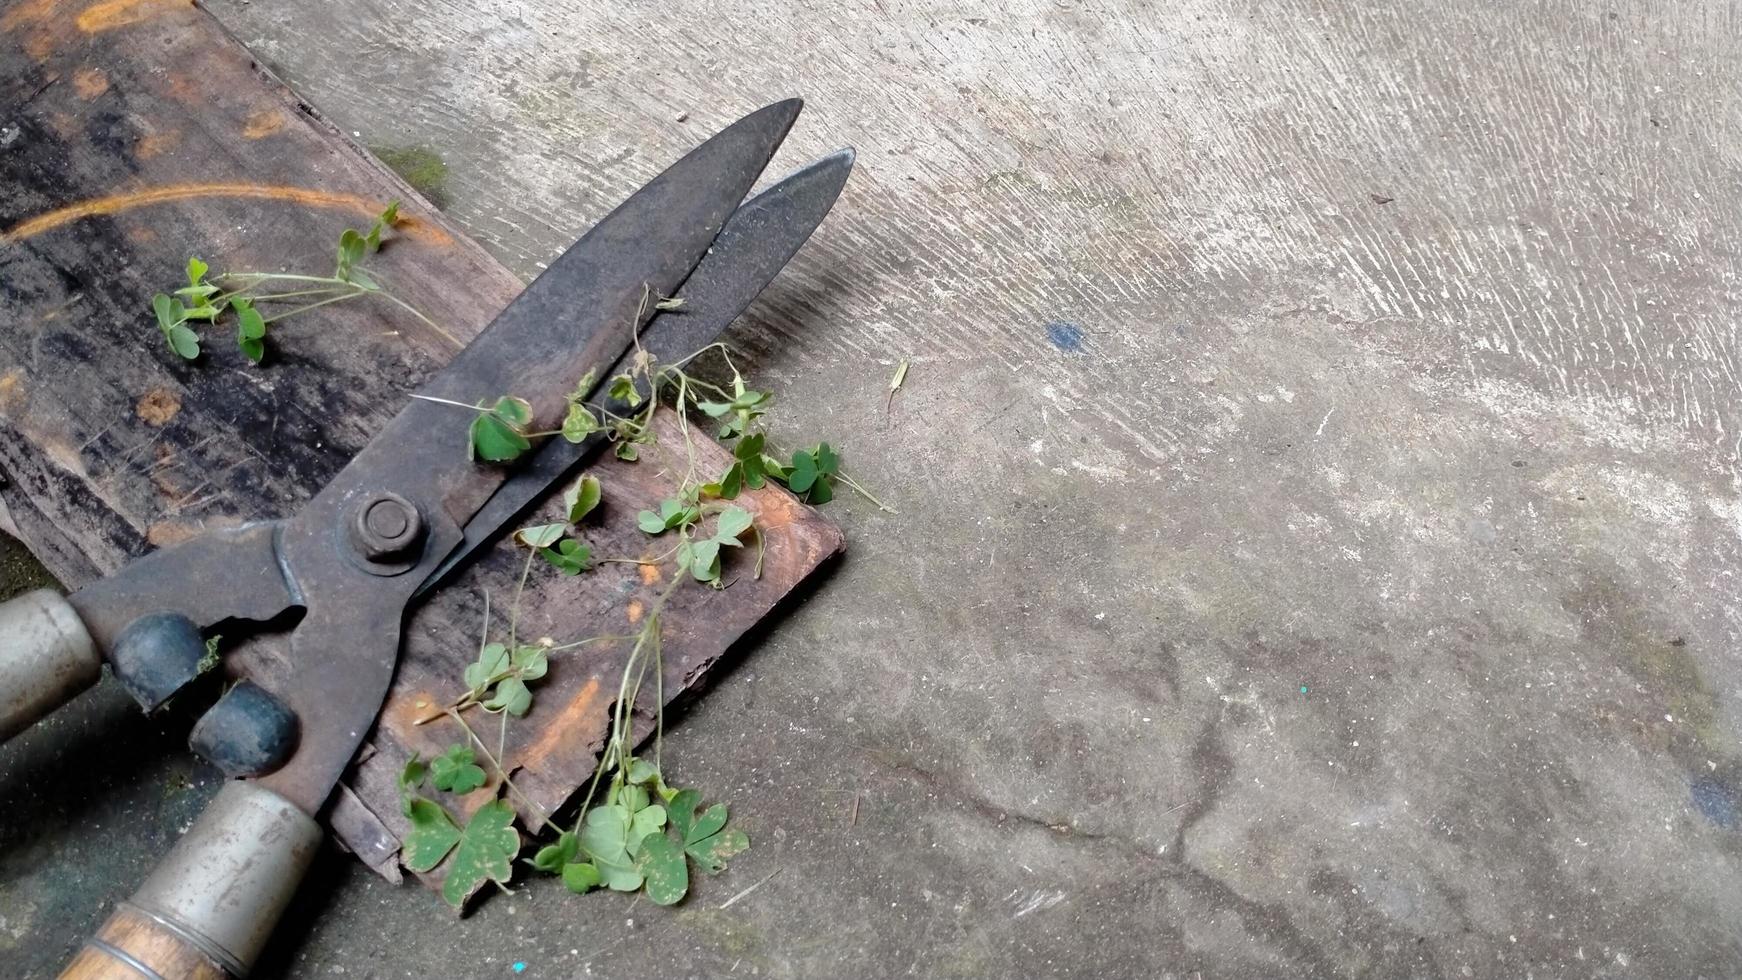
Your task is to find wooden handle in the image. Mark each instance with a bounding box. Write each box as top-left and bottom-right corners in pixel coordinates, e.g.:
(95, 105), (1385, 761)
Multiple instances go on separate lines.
(59, 782), (323, 979)
(61, 905), (228, 980)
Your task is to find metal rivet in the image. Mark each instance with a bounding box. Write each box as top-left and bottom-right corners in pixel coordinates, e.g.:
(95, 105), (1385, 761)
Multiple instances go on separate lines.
(348, 492), (424, 564)
(364, 499), (410, 539)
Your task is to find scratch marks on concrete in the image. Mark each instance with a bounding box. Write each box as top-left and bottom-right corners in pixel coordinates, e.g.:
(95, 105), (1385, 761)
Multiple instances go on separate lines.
(1006, 888), (1067, 918)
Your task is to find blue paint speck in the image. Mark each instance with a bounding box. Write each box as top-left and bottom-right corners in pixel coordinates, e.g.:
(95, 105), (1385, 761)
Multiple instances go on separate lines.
(1299, 685), (1309, 694)
(1045, 321), (1085, 352)
(1691, 778), (1738, 829)
(512, 963), (527, 974)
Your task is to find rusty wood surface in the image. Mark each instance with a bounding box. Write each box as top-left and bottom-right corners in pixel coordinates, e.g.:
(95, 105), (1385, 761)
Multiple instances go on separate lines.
(0, 0), (841, 892)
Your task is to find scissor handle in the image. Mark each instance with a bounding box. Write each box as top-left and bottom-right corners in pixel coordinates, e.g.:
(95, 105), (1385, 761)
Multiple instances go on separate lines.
(0, 590), (101, 741)
(60, 781), (322, 979)
(61, 906), (227, 980)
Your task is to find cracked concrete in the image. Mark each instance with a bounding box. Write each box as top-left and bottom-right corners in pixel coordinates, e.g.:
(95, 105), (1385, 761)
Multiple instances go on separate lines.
(4, 0), (1742, 976)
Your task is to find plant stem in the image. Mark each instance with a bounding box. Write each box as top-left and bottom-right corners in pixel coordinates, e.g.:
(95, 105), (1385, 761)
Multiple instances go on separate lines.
(223, 286), (349, 304)
(216, 270), (441, 335)
(836, 472), (897, 513)
(507, 545), (537, 653)
(374, 289), (442, 333)
(217, 272), (353, 286)
(569, 573), (685, 836)
(409, 394), (487, 412)
(546, 634), (635, 653)
(261, 289), (365, 324)
(447, 707), (551, 826)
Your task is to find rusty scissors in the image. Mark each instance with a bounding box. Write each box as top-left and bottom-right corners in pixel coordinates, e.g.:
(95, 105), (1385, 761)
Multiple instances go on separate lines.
(0, 99), (850, 978)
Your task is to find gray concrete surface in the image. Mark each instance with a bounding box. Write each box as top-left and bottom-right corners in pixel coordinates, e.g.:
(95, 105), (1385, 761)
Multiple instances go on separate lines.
(4, 0), (1742, 976)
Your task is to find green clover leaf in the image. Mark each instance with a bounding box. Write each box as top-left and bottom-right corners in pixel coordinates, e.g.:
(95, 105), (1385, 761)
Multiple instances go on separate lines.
(335, 228), (366, 280)
(439, 799), (520, 908)
(714, 506), (752, 542)
(463, 643), (509, 692)
(562, 401), (600, 442)
(638, 498), (699, 536)
(234, 298), (268, 364)
(430, 744), (487, 795)
(563, 474), (603, 523)
(514, 523), (565, 548)
(153, 293), (202, 360)
(606, 373), (642, 407)
(635, 831), (689, 905)
(532, 830), (578, 873)
(483, 676), (532, 716)
(469, 396), (533, 462)
(685, 538), (722, 582)
(697, 382), (770, 441)
(402, 797), (463, 873)
(735, 433), (769, 489)
(786, 443), (839, 504)
(668, 789), (749, 874)
(399, 754), (428, 800)
(579, 805), (644, 892)
(626, 757), (662, 787)
(540, 539), (590, 575)
(510, 644), (548, 681)
(561, 861), (602, 893)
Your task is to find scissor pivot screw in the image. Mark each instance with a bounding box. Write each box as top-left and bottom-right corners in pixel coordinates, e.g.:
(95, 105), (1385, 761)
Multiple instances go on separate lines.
(349, 492), (424, 565)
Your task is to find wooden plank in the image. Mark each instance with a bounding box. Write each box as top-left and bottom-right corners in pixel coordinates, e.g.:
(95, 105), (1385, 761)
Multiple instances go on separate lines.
(0, 0), (841, 895)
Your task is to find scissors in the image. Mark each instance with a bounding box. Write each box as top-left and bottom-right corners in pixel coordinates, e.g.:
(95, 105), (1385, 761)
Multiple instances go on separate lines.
(0, 99), (851, 979)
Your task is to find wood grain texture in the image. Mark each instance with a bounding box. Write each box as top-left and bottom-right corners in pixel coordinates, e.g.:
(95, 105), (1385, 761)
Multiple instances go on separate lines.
(0, 0), (841, 898)
(61, 905), (227, 980)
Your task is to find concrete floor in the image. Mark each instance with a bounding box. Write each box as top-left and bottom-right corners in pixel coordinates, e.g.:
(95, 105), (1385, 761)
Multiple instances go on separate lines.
(5, 0), (1742, 977)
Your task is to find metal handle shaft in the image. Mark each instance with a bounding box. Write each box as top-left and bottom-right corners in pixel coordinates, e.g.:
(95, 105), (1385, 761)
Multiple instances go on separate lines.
(0, 589), (100, 741)
(62, 781), (323, 978)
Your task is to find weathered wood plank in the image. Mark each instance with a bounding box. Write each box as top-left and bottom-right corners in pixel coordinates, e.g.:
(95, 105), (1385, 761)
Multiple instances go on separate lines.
(0, 0), (840, 895)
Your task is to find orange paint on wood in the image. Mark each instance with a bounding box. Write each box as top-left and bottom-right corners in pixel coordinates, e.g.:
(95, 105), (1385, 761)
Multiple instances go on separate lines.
(0, 0), (55, 31)
(71, 67), (108, 98)
(1, 183), (453, 247)
(517, 677), (603, 773)
(242, 108), (285, 139)
(0, 370), (25, 415)
(134, 130), (179, 160)
(1, 0), (59, 60)
(74, 0), (186, 34)
(162, 71), (200, 102)
(379, 689), (454, 755)
(145, 520), (200, 547)
(135, 387), (180, 426)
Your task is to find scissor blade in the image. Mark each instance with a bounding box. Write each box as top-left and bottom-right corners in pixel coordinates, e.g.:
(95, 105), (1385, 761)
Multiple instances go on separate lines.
(416, 148), (856, 596)
(342, 98), (804, 530)
(257, 101), (804, 816)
